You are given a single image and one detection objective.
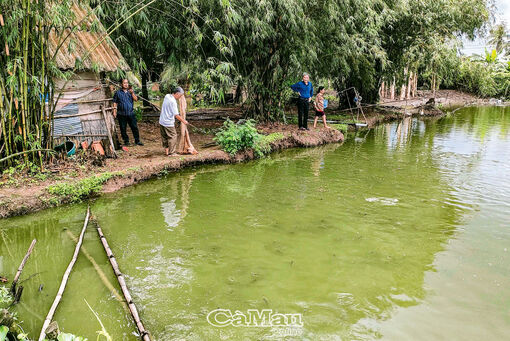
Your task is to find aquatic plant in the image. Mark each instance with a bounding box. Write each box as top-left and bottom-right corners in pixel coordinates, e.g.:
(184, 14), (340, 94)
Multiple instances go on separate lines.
(0, 286), (12, 307)
(54, 333), (87, 341)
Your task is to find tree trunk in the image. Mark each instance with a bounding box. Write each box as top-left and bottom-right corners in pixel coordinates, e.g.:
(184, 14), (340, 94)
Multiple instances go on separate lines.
(407, 71), (413, 99)
(390, 77), (395, 100)
(380, 81), (385, 99)
(234, 81), (243, 103)
(413, 73), (418, 97)
(400, 68), (408, 100)
(141, 70), (150, 113)
(400, 84), (406, 100)
(432, 73), (436, 97)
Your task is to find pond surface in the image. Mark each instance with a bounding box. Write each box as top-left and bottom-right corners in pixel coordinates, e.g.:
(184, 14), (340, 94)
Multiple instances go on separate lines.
(1, 106), (509, 340)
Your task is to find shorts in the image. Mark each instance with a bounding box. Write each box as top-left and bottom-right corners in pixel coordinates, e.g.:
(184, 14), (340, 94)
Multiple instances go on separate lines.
(315, 110), (325, 117)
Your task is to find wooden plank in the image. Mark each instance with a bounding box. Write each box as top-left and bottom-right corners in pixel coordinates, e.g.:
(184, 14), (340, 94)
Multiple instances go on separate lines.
(71, 98), (113, 104)
(101, 105), (117, 158)
(53, 107), (114, 119)
(58, 134), (107, 137)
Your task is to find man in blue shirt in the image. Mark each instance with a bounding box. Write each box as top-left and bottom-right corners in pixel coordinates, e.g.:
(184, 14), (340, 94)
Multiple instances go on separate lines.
(113, 79), (143, 146)
(290, 73), (313, 130)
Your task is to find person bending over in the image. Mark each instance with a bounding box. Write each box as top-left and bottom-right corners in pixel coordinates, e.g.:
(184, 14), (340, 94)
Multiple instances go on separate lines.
(159, 87), (189, 156)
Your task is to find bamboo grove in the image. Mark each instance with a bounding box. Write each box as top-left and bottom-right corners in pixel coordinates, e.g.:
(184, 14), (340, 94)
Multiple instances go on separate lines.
(98, 0), (491, 119)
(0, 1), (75, 169)
(0, 0), (154, 170)
(0, 0), (497, 170)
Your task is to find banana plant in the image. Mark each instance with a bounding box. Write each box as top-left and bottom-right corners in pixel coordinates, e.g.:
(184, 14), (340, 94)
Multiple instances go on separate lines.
(485, 48), (498, 64)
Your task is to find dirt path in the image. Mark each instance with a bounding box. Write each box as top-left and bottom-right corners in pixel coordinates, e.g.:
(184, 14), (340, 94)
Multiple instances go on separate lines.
(379, 90), (487, 112)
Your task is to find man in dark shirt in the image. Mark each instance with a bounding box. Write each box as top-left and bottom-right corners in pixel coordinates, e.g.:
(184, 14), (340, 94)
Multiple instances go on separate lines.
(113, 79), (143, 146)
(290, 73), (314, 130)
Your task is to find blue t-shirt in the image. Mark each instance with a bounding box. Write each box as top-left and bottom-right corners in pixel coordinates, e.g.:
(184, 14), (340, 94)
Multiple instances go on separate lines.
(290, 81), (313, 99)
(113, 90), (134, 116)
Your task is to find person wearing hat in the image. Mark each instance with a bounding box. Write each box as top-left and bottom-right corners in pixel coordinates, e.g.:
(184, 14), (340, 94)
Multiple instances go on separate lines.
(159, 86), (189, 156)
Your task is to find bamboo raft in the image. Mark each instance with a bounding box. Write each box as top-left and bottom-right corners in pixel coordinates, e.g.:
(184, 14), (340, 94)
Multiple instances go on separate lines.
(8, 206), (151, 340)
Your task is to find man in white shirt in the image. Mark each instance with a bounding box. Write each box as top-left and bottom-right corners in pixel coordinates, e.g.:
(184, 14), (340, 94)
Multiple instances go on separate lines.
(159, 87), (189, 156)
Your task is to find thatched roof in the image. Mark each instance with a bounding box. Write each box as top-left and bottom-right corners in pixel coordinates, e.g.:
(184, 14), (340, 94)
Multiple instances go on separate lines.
(48, 4), (129, 72)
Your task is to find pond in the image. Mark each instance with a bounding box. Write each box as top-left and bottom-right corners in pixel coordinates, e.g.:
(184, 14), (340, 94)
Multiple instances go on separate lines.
(1, 106), (509, 340)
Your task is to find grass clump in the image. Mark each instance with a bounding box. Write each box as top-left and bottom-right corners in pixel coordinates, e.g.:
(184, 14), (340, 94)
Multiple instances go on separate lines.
(47, 172), (121, 203)
(255, 132), (285, 155)
(330, 123), (349, 132)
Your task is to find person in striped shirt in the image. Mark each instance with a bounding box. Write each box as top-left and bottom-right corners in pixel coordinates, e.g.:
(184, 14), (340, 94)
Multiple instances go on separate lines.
(313, 86), (330, 129)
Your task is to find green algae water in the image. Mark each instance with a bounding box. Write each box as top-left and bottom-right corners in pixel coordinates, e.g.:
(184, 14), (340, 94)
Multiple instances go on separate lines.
(1, 106), (510, 340)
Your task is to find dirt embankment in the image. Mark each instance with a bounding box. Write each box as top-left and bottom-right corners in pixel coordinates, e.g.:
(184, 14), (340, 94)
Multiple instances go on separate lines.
(4, 89), (477, 219)
(0, 121), (343, 219)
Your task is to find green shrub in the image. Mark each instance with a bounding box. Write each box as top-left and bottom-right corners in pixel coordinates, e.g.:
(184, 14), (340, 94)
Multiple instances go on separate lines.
(215, 119), (260, 156)
(214, 120), (284, 157)
(47, 172), (121, 203)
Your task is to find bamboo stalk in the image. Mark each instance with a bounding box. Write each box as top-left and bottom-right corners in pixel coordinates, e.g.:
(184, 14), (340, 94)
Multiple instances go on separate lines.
(95, 220), (151, 341)
(64, 230), (126, 307)
(38, 207), (90, 341)
(10, 239), (36, 295)
(0, 149), (53, 164)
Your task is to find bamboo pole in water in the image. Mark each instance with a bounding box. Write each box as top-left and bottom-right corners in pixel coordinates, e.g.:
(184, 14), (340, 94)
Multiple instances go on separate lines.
(94, 220), (151, 341)
(64, 230), (125, 306)
(10, 239), (36, 294)
(38, 207), (90, 341)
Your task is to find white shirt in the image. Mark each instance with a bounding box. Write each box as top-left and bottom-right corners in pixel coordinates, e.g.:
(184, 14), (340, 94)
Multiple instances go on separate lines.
(159, 94), (178, 127)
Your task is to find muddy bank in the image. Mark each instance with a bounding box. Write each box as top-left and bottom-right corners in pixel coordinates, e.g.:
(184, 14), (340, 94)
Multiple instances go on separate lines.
(2, 90), (467, 219)
(0, 123), (343, 218)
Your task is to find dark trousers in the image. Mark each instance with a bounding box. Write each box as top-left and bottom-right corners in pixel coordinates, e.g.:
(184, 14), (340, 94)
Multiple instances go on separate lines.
(297, 98), (309, 129)
(117, 115), (140, 144)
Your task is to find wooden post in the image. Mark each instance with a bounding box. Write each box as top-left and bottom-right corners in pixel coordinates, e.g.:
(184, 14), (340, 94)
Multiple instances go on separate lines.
(39, 207), (90, 341)
(10, 239), (36, 295)
(95, 220), (152, 341)
(101, 105), (117, 158)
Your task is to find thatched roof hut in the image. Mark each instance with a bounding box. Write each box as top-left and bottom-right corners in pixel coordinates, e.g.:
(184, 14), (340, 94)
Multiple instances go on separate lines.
(49, 3), (129, 72)
(50, 3), (129, 155)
